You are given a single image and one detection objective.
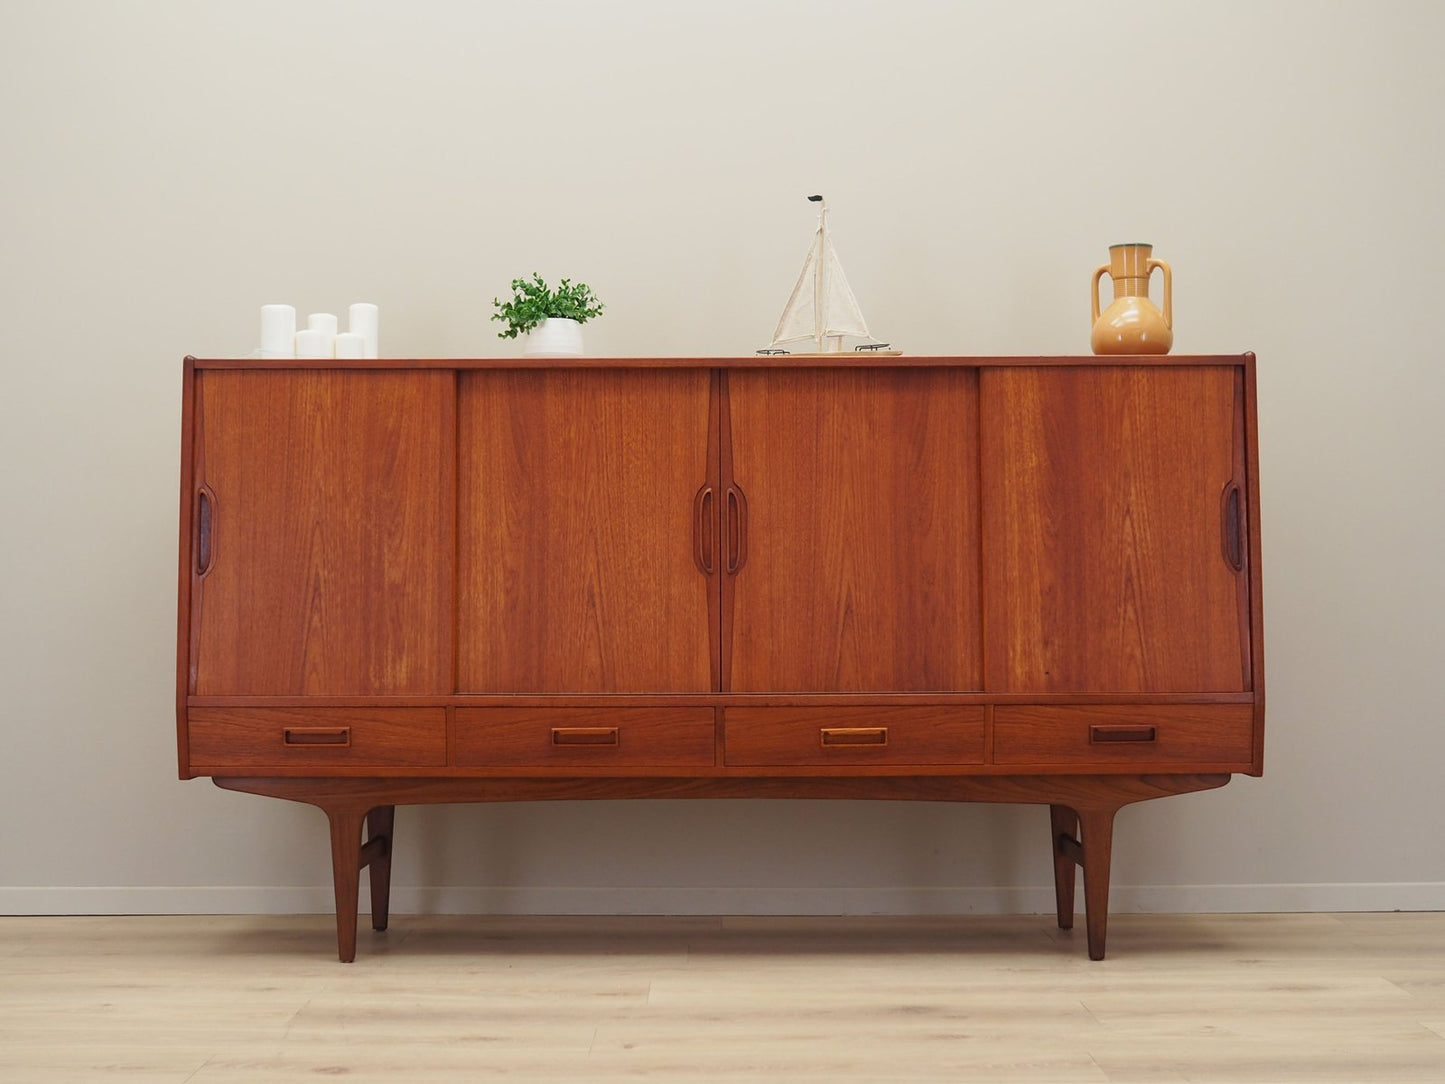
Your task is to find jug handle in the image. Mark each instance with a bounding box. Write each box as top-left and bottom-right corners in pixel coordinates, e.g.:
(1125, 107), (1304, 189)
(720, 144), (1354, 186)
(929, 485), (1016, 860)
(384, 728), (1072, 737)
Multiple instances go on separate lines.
(1148, 258), (1172, 328)
(1090, 264), (1109, 324)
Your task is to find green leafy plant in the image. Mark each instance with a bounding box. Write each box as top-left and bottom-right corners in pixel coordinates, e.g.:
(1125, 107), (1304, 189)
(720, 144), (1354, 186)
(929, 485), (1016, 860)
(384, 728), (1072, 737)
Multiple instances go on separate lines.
(491, 273), (605, 339)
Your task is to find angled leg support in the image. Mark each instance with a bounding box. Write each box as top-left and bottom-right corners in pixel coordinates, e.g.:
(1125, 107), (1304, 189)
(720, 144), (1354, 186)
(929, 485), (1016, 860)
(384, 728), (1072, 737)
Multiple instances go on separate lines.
(365, 805), (396, 932)
(1050, 804), (1080, 930)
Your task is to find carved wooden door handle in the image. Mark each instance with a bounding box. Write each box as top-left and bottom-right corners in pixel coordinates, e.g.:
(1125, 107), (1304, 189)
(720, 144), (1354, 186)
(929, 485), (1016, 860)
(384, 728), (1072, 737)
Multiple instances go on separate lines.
(725, 484), (747, 574)
(196, 484), (216, 577)
(1220, 481), (1243, 572)
(693, 485), (715, 575)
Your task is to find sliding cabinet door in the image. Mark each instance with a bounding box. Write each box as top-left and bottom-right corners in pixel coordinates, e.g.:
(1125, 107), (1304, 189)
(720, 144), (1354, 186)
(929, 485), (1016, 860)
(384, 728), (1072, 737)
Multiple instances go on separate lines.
(982, 365), (1251, 693)
(191, 370), (454, 695)
(459, 369), (716, 693)
(725, 368), (981, 692)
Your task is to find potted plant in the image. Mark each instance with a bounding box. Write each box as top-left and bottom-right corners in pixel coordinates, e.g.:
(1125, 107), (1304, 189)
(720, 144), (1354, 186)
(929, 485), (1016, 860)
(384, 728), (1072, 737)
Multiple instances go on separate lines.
(492, 273), (605, 357)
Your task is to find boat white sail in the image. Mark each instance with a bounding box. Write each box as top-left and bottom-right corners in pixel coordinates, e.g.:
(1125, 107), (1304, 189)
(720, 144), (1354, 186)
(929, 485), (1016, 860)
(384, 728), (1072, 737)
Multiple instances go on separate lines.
(769, 196), (875, 352)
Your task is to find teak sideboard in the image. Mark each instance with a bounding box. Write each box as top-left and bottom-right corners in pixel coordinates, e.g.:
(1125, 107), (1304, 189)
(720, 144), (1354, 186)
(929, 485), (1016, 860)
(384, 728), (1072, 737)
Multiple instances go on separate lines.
(176, 354), (1264, 961)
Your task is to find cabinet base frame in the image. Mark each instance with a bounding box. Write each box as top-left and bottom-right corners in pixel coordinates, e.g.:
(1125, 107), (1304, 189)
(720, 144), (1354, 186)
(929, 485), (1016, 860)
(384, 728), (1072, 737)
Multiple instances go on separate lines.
(213, 773), (1229, 963)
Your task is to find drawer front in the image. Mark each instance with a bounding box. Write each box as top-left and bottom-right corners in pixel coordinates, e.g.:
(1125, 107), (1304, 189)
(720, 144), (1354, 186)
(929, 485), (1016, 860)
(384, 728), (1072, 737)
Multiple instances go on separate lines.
(188, 707), (446, 768)
(992, 705), (1254, 767)
(456, 708), (716, 768)
(724, 707), (986, 767)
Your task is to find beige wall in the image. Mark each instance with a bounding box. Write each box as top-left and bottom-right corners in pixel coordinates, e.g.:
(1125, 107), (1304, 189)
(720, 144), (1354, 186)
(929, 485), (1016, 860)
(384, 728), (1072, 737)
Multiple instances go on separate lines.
(2, 0), (1442, 915)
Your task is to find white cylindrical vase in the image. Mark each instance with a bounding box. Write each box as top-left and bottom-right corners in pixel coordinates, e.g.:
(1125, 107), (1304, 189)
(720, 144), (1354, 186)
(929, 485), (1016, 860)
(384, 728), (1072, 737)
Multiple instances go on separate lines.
(307, 313), (337, 357)
(523, 318), (584, 357)
(307, 312), (338, 336)
(348, 303), (379, 358)
(334, 332), (366, 359)
(295, 328), (331, 358)
(260, 304), (295, 357)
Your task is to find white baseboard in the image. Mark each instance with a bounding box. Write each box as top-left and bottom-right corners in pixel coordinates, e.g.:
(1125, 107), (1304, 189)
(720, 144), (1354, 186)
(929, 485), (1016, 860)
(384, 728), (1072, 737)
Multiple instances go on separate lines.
(2, 883), (1443, 916)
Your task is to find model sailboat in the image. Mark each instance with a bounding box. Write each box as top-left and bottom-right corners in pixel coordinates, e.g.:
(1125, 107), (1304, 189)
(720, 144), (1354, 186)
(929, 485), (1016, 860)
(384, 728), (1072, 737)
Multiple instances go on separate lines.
(763, 195), (897, 355)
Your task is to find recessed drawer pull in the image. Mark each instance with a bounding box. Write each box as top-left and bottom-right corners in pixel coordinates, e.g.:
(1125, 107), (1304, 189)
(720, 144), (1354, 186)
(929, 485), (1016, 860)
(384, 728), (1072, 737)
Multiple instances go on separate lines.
(551, 726), (620, 747)
(1089, 724), (1157, 744)
(820, 727), (889, 748)
(283, 727), (351, 747)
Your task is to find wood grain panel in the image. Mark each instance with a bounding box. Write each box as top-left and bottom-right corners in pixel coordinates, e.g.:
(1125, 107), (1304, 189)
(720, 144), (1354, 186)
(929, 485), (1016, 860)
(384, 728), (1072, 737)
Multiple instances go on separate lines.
(993, 704), (1254, 767)
(455, 707), (715, 767)
(982, 366), (1248, 693)
(188, 707), (446, 767)
(726, 368), (980, 692)
(192, 371), (453, 695)
(724, 707), (986, 766)
(458, 370), (714, 693)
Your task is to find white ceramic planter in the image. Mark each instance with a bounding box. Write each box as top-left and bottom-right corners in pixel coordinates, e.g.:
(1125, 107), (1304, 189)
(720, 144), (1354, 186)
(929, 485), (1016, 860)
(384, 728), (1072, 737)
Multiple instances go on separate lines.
(523, 317), (584, 357)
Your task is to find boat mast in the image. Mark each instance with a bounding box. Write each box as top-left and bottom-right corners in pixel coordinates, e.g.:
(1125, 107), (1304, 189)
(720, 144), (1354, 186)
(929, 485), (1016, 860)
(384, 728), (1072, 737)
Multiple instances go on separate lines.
(809, 195), (827, 351)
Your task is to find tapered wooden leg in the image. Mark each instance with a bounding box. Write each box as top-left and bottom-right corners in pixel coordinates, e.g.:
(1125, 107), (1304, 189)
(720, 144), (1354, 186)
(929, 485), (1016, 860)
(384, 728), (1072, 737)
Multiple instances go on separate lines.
(1049, 804), (1079, 930)
(366, 805), (395, 932)
(326, 806), (366, 963)
(1077, 806), (1118, 961)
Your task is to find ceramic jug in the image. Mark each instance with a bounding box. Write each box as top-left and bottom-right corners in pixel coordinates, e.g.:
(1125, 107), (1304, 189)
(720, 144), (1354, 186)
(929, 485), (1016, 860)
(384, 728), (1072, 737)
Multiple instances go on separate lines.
(1090, 243), (1173, 354)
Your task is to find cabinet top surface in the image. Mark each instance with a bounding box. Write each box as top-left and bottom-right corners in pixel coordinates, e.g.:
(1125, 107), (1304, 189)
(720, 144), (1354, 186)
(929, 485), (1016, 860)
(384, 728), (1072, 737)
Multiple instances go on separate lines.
(186, 354), (1255, 371)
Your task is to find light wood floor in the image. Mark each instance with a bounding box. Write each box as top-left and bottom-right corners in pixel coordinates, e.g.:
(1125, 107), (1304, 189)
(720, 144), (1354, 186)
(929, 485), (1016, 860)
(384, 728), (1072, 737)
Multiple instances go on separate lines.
(2, 913), (1444, 1081)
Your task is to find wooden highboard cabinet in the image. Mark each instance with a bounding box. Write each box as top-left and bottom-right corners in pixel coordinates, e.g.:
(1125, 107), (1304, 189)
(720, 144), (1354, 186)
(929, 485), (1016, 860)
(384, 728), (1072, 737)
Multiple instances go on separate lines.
(177, 354), (1264, 961)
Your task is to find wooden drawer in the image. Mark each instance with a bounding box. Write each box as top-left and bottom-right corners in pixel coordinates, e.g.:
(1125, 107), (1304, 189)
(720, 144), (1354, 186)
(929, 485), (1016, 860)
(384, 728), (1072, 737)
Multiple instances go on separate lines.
(455, 708), (716, 768)
(188, 707), (446, 768)
(724, 707), (986, 767)
(993, 705), (1254, 767)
